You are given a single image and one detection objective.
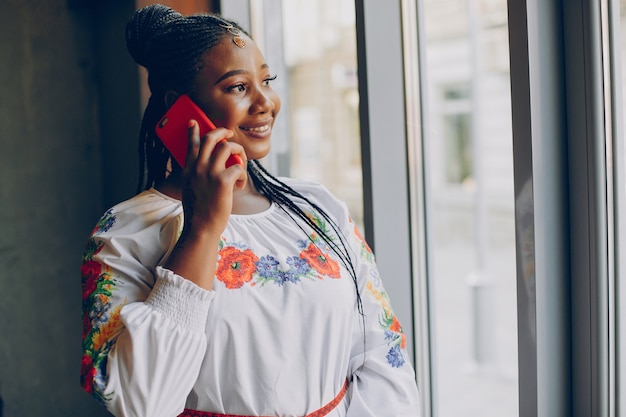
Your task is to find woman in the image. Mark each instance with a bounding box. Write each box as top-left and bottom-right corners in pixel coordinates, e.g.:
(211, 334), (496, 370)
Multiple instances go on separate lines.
(80, 4), (420, 416)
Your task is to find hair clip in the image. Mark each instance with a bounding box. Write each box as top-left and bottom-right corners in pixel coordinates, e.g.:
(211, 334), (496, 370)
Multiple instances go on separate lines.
(219, 23), (247, 48)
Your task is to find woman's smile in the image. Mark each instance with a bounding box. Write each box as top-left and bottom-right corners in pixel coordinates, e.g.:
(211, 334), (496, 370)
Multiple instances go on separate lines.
(240, 120), (273, 137)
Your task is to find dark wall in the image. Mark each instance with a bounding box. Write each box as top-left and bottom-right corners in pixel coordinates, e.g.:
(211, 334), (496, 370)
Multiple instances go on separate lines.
(0, 1), (140, 415)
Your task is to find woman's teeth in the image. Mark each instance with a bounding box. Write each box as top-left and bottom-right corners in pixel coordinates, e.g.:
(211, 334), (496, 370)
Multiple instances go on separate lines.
(244, 125), (270, 133)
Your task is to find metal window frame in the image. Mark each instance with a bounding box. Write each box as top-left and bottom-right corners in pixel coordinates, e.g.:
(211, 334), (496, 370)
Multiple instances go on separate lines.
(508, 0), (618, 416)
(355, 0), (427, 414)
(354, 0), (418, 364)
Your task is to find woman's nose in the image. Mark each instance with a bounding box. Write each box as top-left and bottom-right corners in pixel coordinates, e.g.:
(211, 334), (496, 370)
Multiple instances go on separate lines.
(249, 88), (274, 114)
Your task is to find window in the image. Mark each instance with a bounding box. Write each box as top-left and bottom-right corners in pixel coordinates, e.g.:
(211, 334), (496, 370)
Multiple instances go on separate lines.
(419, 1), (518, 415)
(282, 0), (363, 228)
(221, 0), (626, 415)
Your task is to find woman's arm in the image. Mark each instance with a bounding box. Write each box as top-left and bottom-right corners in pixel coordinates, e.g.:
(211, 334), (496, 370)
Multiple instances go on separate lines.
(81, 203), (212, 417)
(81, 122), (247, 416)
(344, 216), (421, 417)
(163, 122), (247, 290)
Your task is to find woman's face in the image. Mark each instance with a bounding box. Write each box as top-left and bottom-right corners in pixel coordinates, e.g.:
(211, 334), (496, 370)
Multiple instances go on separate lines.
(191, 35), (281, 161)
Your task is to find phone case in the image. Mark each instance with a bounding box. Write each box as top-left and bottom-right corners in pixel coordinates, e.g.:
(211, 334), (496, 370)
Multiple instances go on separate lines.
(155, 94), (215, 168)
(155, 94), (242, 168)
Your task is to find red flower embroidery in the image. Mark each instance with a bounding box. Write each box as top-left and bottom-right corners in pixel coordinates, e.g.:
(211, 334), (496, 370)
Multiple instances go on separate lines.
(354, 224), (372, 253)
(82, 313), (91, 339)
(300, 243), (341, 278)
(80, 354), (96, 393)
(81, 260), (102, 300)
(217, 246), (259, 289)
(390, 316), (407, 349)
(389, 316), (402, 332)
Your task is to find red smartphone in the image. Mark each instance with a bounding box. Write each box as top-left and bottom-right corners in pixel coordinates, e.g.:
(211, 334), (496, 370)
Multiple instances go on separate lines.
(155, 94), (243, 168)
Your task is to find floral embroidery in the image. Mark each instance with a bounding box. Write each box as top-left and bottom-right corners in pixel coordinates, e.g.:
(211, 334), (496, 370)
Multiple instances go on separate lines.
(216, 246), (259, 289)
(351, 217), (374, 263)
(216, 212), (342, 289)
(80, 209), (124, 404)
(254, 255), (310, 286)
(300, 243), (341, 278)
(386, 345), (405, 368)
(351, 216), (407, 367)
(365, 267), (407, 368)
(216, 240), (341, 288)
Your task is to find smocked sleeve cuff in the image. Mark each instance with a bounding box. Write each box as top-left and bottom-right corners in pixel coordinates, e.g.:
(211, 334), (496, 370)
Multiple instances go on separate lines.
(145, 266), (215, 333)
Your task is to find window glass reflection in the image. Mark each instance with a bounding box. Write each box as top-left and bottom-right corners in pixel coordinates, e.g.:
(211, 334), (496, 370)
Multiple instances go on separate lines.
(281, 0), (363, 229)
(421, 0), (519, 415)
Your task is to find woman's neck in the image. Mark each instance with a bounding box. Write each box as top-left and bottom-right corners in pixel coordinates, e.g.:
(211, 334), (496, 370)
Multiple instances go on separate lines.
(155, 174), (271, 215)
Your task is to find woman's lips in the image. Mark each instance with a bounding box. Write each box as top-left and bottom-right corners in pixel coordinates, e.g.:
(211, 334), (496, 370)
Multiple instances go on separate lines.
(240, 121), (272, 137)
(241, 124), (270, 133)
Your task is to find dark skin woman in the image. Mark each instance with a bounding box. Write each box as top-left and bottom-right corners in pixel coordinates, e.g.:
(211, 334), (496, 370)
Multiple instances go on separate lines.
(80, 4), (420, 416)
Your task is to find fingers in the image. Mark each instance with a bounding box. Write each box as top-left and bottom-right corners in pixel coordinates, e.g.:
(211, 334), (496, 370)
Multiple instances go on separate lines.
(184, 120), (201, 173)
(197, 129), (235, 169)
(185, 122), (247, 188)
(187, 124), (232, 169)
(209, 138), (248, 190)
(211, 139), (245, 168)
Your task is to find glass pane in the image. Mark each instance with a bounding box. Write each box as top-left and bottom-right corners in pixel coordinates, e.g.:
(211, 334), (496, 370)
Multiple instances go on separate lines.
(281, 0), (363, 229)
(420, 0), (519, 415)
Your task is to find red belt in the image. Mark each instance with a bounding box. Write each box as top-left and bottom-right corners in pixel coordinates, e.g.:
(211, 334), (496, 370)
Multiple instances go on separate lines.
(178, 379), (349, 417)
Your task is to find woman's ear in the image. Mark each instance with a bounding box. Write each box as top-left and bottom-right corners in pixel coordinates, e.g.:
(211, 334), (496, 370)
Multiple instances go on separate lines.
(164, 90), (181, 109)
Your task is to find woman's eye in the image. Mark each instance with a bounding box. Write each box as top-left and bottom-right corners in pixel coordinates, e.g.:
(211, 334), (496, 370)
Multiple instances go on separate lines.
(228, 84), (246, 92)
(263, 74), (278, 87)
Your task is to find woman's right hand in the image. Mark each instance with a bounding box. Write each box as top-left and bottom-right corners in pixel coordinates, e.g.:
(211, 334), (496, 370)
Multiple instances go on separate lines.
(181, 120), (247, 236)
(162, 120), (247, 290)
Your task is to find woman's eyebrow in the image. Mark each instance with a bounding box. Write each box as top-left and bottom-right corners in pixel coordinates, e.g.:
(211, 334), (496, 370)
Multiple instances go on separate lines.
(214, 69), (247, 85)
(214, 64), (270, 85)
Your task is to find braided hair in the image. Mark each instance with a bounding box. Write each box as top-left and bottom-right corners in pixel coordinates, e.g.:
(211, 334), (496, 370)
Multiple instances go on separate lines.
(126, 4), (241, 191)
(126, 5), (364, 318)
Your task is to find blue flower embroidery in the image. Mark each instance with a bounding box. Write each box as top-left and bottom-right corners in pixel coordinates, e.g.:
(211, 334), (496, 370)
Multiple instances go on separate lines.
(256, 255), (297, 286)
(257, 255), (281, 277)
(98, 209), (116, 232)
(386, 345), (406, 368)
(285, 256), (309, 283)
(363, 248), (407, 368)
(89, 297), (111, 328)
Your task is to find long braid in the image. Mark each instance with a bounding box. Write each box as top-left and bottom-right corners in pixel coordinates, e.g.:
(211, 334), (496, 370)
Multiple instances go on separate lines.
(137, 95), (168, 192)
(126, 6), (367, 352)
(249, 161), (364, 317)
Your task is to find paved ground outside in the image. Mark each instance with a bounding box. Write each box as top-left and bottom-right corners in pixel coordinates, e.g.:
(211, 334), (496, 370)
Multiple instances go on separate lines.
(431, 242), (519, 417)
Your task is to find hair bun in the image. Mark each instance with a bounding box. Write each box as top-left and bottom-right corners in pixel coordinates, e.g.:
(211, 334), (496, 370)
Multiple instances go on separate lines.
(125, 4), (183, 68)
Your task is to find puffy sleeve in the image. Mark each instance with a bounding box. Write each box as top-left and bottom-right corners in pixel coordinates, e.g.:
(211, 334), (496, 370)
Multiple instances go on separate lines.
(80, 195), (214, 417)
(288, 179), (421, 416)
(344, 216), (421, 416)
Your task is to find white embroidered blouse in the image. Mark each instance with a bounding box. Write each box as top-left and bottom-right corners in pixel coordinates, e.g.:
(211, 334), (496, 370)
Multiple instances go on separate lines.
(80, 179), (420, 417)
